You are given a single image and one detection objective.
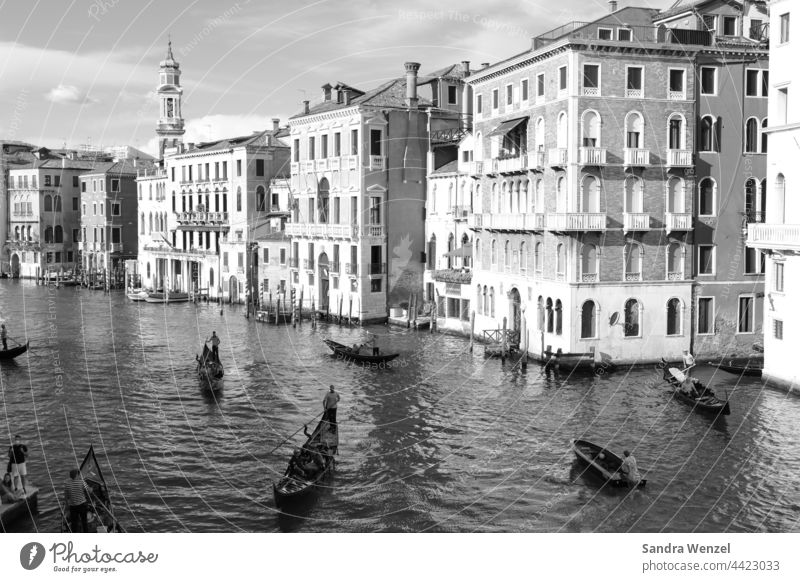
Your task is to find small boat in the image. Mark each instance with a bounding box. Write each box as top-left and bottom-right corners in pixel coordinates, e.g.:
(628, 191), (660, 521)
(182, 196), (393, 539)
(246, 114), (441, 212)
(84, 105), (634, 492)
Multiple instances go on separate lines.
(145, 291), (190, 303)
(323, 339), (400, 365)
(127, 288), (149, 301)
(571, 439), (646, 488)
(273, 417), (338, 508)
(61, 445), (124, 533)
(543, 349), (616, 375)
(0, 341), (29, 361)
(197, 344), (224, 391)
(710, 356), (763, 377)
(0, 486), (39, 531)
(662, 362), (731, 416)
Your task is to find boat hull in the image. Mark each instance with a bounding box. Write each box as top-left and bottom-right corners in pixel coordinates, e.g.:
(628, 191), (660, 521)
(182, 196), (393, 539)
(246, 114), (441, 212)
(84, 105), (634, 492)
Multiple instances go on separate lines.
(145, 292), (190, 303)
(274, 418), (338, 509)
(0, 487), (39, 530)
(662, 363), (731, 416)
(712, 357), (763, 377)
(571, 439), (645, 488)
(0, 342), (29, 361)
(324, 339), (400, 364)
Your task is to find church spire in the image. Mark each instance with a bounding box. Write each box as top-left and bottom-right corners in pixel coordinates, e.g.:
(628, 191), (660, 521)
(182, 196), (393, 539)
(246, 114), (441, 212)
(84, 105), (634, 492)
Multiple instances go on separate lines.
(156, 38), (185, 159)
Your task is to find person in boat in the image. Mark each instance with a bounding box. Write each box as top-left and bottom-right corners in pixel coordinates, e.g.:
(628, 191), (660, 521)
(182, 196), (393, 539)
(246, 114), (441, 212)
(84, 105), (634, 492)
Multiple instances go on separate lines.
(365, 334), (380, 356)
(682, 349), (696, 371)
(206, 331), (221, 360)
(680, 376), (699, 399)
(288, 448), (308, 479)
(64, 468), (90, 533)
(1, 323), (7, 351)
(618, 450), (641, 485)
(351, 343), (361, 354)
(323, 385), (340, 430)
(1, 472), (21, 503)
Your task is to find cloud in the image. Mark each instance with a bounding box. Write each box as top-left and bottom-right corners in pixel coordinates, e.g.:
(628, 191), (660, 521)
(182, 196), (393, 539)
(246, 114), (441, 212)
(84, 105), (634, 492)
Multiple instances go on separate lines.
(44, 84), (96, 105)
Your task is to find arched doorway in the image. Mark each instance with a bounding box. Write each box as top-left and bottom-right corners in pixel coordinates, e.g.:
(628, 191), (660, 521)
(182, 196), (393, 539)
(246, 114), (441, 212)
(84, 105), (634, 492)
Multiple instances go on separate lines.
(318, 252), (330, 310)
(509, 287), (521, 332)
(10, 253), (20, 277)
(229, 275), (239, 303)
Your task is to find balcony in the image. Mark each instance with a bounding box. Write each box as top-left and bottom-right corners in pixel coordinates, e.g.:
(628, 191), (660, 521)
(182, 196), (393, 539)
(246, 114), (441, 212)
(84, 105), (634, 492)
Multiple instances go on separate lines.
(315, 159), (329, 172)
(581, 273), (598, 283)
(468, 213), (544, 231)
(433, 269), (472, 284)
(330, 261), (340, 274)
(623, 213), (651, 232)
(668, 90), (686, 101)
(546, 213), (606, 231)
(451, 205), (471, 220)
(624, 148), (650, 167)
(288, 257), (299, 268)
(625, 88), (643, 99)
(747, 224), (800, 252)
(744, 210), (765, 224)
(665, 212), (692, 233)
(368, 156), (386, 171)
(465, 161), (483, 176)
(667, 149), (693, 167)
(493, 155), (528, 174)
(528, 150), (545, 170)
(345, 262), (358, 276)
(578, 147), (606, 166)
(284, 222), (355, 239)
(304, 259), (315, 270)
(108, 243), (123, 253)
(368, 262), (386, 275)
(625, 272), (642, 282)
(548, 148), (567, 167)
(363, 225), (384, 238)
(667, 271), (684, 281)
(176, 211), (229, 226)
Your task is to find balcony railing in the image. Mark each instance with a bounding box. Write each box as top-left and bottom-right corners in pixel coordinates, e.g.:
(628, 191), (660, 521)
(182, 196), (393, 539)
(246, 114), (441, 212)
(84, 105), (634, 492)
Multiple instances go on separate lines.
(368, 156), (386, 170)
(583, 86), (600, 97)
(744, 210), (765, 223)
(581, 273), (598, 283)
(290, 162), (299, 174)
(579, 147), (606, 165)
(176, 211), (229, 225)
(304, 259), (315, 270)
(465, 161), (483, 176)
(468, 213), (545, 231)
(546, 213), (606, 231)
(363, 225), (384, 237)
(315, 159), (329, 172)
(493, 155), (528, 174)
(665, 212), (692, 233)
(667, 149), (693, 167)
(368, 262), (386, 275)
(667, 271), (684, 280)
(528, 150), (546, 170)
(747, 224), (800, 252)
(345, 262), (358, 276)
(548, 148), (568, 167)
(433, 269), (472, 284)
(668, 90), (686, 101)
(285, 222), (355, 239)
(329, 158), (341, 171)
(623, 213), (651, 232)
(625, 88), (643, 98)
(108, 243), (123, 252)
(624, 148), (650, 166)
(625, 272), (642, 282)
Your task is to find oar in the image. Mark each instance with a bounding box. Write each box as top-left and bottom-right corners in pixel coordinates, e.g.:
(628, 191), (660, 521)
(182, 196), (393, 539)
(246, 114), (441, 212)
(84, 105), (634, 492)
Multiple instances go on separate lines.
(7, 335), (40, 357)
(266, 411), (324, 456)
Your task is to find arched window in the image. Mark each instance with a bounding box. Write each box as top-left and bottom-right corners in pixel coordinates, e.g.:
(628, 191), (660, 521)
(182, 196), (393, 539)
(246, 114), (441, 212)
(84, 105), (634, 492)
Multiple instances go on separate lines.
(666, 177), (684, 213)
(745, 117), (759, 153)
(624, 242), (642, 280)
(504, 240), (511, 268)
(625, 111), (644, 148)
(666, 298), (682, 336)
(581, 110), (600, 147)
(519, 241), (527, 272)
(668, 114), (684, 149)
(775, 173), (786, 223)
(698, 178), (715, 216)
(44, 195), (53, 212)
(256, 185), (266, 211)
(546, 298), (554, 333)
(556, 176), (566, 212)
(140, 212), (145, 235)
(557, 111), (568, 148)
(447, 233), (455, 269)
(700, 115), (719, 152)
(581, 300), (596, 339)
(489, 287), (495, 317)
(667, 243), (683, 279)
(483, 286), (489, 315)
(760, 178), (767, 222)
(581, 244), (598, 281)
(44, 226), (53, 243)
(624, 176), (643, 213)
(491, 183), (498, 214)
(138, 184), (142, 200)
(148, 212), (153, 234)
(555, 299), (563, 335)
(624, 298), (640, 337)
(430, 184), (437, 213)
(534, 178), (544, 212)
(236, 187), (242, 212)
(556, 243), (565, 278)
(582, 175), (600, 212)
(54, 196), (62, 212)
(149, 184), (153, 200)
(501, 181), (509, 213)
(54, 225), (63, 243)
(491, 239), (497, 266)
(448, 182), (455, 211)
(535, 117), (545, 151)
(427, 234), (436, 270)
(534, 241), (542, 273)
(476, 285), (483, 315)
(744, 178), (757, 221)
(14, 226), (20, 240)
(537, 296), (544, 330)
(761, 118), (768, 153)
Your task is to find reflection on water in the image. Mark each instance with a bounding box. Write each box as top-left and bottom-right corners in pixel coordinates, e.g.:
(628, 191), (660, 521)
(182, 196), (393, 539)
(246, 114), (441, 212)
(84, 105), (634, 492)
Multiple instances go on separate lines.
(1, 279), (799, 533)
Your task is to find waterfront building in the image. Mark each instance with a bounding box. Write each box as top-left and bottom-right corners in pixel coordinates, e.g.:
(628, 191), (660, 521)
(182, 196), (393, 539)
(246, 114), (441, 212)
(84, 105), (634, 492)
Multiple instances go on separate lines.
(286, 63), (465, 323)
(747, 0), (800, 389)
(1, 141), (38, 275)
(255, 177), (292, 309)
(655, 0), (769, 359)
(79, 160), (147, 285)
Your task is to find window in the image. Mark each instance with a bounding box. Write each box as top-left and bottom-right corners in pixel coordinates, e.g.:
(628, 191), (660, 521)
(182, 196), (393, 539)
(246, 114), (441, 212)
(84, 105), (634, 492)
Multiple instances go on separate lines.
(624, 243), (642, 280)
(776, 87), (788, 125)
(222, 161), (228, 179)
(236, 187), (242, 212)
(738, 296), (754, 333)
(72, 228), (80, 242)
(236, 160), (242, 177)
(111, 179), (120, 192)
(45, 175), (52, 187)
(598, 27), (612, 40)
(280, 248), (286, 265)
(582, 64), (600, 95)
(669, 116), (684, 149)
(559, 66), (567, 92)
(334, 132), (341, 157)
(699, 116), (719, 151)
(624, 298), (640, 337)
(506, 84), (513, 105)
(263, 248), (269, 263)
(698, 245), (715, 275)
(44, 195), (53, 212)
(774, 319), (784, 340)
(667, 242), (684, 278)
(369, 129), (382, 156)
(320, 135), (328, 159)
(476, 94), (483, 114)
(722, 16), (737, 36)
(617, 28), (632, 41)
(238, 252), (244, 269)
(702, 14), (717, 32)
(256, 159), (265, 176)
(521, 79), (529, 101)
(536, 73), (544, 99)
(698, 178), (715, 216)
(492, 88), (499, 109)
(82, 181), (87, 192)
(700, 67), (716, 95)
(350, 129), (358, 155)
(626, 66), (643, 97)
(746, 70), (768, 97)
(626, 112), (644, 148)
(745, 118), (759, 153)
(293, 139), (300, 162)
(774, 261), (785, 292)
(761, 118), (769, 153)
(555, 300), (563, 335)
(780, 13), (790, 43)
(581, 301), (596, 339)
(581, 244), (598, 281)
(111, 227), (121, 244)
(55, 175), (62, 186)
(448, 85), (457, 104)
(111, 202), (121, 216)
(371, 278), (382, 293)
(668, 69), (685, 98)
(667, 298), (682, 336)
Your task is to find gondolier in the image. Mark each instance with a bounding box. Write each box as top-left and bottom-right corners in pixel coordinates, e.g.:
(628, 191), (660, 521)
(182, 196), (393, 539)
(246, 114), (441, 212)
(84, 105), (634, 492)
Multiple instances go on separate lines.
(7, 435), (28, 494)
(206, 331), (221, 360)
(682, 349), (695, 371)
(64, 469), (90, 533)
(323, 385), (340, 429)
(1, 324), (7, 351)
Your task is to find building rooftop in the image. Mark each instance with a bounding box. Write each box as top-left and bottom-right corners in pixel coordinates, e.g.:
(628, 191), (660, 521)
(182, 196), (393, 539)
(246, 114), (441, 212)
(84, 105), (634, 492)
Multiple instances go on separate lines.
(188, 127), (289, 154)
(430, 160), (459, 175)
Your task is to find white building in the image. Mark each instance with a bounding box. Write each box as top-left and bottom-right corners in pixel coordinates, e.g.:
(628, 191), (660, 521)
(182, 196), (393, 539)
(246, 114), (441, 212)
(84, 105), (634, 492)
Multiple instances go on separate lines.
(747, 0), (800, 390)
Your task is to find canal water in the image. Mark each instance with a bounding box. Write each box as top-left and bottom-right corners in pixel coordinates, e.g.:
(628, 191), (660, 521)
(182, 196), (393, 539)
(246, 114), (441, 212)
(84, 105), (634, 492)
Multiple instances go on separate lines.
(1, 280), (798, 533)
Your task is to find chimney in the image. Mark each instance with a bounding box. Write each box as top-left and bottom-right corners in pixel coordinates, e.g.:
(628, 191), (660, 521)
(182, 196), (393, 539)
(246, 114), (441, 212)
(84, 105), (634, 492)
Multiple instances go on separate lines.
(322, 83), (332, 101)
(343, 89), (351, 105)
(609, 0), (618, 12)
(461, 60), (471, 74)
(272, 118), (280, 131)
(188, 142), (195, 151)
(481, 62), (490, 69)
(405, 62), (421, 107)
(303, 100), (310, 115)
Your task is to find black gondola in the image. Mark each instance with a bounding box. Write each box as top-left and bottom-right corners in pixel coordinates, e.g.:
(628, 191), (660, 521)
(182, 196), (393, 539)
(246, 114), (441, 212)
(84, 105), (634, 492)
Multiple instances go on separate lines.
(61, 445), (124, 533)
(0, 341), (29, 361)
(662, 362), (731, 416)
(323, 339), (399, 364)
(571, 439), (646, 488)
(273, 418), (338, 508)
(197, 344), (224, 391)
(710, 356), (763, 377)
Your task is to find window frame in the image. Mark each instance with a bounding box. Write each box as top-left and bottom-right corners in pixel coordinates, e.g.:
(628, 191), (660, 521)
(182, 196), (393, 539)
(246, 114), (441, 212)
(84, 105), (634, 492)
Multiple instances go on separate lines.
(558, 65), (568, 94)
(582, 63), (601, 96)
(737, 294), (756, 334)
(700, 66), (717, 96)
(780, 12), (790, 44)
(668, 68), (686, 100)
(492, 88), (499, 110)
(617, 27), (632, 41)
(597, 27), (613, 40)
(521, 78), (529, 103)
(697, 296), (716, 335)
(698, 244), (716, 275)
(698, 177), (716, 216)
(774, 260), (785, 292)
(536, 73), (545, 102)
(625, 65), (644, 98)
(505, 83), (514, 106)
(774, 318), (784, 340)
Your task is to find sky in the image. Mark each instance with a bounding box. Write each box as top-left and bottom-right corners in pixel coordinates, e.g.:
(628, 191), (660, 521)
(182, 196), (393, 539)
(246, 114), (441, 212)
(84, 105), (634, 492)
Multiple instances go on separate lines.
(0, 0), (676, 156)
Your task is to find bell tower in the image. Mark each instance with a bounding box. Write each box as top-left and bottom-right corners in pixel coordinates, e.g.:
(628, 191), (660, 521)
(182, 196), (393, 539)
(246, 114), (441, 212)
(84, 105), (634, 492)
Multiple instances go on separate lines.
(156, 40), (185, 159)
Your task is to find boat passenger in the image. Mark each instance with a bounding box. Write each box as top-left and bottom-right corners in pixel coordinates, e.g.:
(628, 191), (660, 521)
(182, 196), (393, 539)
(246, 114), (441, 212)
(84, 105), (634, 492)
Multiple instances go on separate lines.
(618, 450), (641, 486)
(351, 343), (361, 355)
(1, 472), (20, 503)
(680, 376), (699, 399)
(288, 449), (307, 479)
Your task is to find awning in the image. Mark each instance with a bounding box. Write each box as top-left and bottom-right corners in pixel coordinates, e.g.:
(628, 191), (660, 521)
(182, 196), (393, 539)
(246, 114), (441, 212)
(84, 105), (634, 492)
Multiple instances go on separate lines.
(486, 117), (528, 138)
(444, 246), (473, 258)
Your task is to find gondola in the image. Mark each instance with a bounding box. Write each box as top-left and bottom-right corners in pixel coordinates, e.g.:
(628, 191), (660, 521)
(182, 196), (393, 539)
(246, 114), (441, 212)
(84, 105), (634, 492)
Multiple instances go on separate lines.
(0, 341), (29, 361)
(145, 291), (190, 303)
(710, 356), (763, 377)
(571, 439), (646, 488)
(662, 362), (731, 416)
(0, 486), (39, 531)
(197, 344), (224, 391)
(273, 417), (338, 508)
(127, 288), (149, 301)
(61, 445), (124, 533)
(323, 339), (400, 364)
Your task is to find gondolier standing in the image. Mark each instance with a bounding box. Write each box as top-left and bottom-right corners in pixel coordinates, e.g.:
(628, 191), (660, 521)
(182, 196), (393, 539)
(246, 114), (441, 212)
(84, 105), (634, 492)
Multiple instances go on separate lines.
(323, 385), (340, 430)
(64, 469), (90, 533)
(1, 324), (7, 351)
(7, 435), (28, 494)
(682, 349), (696, 371)
(206, 331), (221, 360)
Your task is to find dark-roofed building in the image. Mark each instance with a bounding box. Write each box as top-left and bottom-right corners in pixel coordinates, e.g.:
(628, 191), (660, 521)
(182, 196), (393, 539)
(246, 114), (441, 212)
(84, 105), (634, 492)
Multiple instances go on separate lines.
(1, 141), (39, 274)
